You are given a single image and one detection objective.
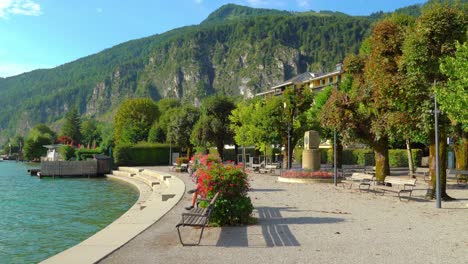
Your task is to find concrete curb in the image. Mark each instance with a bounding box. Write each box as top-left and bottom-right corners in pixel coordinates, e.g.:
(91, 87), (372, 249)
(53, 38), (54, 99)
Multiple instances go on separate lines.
(40, 168), (184, 264)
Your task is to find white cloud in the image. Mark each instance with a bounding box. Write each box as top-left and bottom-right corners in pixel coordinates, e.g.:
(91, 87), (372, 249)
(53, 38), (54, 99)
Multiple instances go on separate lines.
(0, 63), (51, 78)
(0, 0), (42, 18)
(296, 0), (310, 9)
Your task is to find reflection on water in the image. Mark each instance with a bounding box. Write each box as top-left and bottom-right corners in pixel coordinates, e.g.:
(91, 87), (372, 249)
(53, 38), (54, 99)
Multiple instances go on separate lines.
(0, 161), (138, 264)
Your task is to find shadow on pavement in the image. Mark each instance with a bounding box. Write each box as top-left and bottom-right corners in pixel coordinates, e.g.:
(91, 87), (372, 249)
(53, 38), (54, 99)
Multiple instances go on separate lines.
(215, 206), (344, 248)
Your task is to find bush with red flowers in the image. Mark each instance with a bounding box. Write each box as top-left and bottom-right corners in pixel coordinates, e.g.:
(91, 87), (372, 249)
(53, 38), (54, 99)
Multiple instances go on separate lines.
(192, 154), (253, 226)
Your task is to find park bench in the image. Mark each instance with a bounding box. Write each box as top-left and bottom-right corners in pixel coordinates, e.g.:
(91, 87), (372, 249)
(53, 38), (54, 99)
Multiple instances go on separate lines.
(340, 172), (375, 192)
(176, 192), (220, 246)
(413, 167), (429, 180)
(447, 169), (468, 185)
(259, 164), (279, 174)
(373, 176), (416, 201)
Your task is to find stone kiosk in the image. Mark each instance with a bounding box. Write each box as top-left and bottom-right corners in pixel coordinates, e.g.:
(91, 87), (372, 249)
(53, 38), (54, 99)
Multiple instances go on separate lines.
(302, 130), (320, 171)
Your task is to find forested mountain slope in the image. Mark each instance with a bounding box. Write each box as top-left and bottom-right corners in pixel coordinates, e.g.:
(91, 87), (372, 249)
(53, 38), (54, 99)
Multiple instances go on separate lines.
(0, 3), (422, 141)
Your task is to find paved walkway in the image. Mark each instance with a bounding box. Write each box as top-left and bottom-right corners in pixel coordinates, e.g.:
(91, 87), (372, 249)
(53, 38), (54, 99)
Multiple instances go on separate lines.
(100, 167), (468, 264)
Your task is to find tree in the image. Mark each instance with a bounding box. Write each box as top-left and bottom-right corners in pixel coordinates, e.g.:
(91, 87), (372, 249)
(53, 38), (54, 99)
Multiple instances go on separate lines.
(191, 95), (235, 160)
(148, 99), (181, 143)
(439, 41), (468, 171)
(23, 124), (56, 161)
(114, 98), (159, 145)
(400, 2), (466, 199)
(80, 119), (101, 147)
(167, 105), (200, 157)
(60, 107), (82, 144)
(231, 86), (313, 167)
(320, 15), (415, 181)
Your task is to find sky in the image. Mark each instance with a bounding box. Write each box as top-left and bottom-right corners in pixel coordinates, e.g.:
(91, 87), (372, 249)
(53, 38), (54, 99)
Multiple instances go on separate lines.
(0, 0), (427, 78)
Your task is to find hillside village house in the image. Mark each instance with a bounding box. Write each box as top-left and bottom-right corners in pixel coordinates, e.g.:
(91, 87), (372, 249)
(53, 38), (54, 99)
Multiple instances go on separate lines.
(256, 63), (343, 97)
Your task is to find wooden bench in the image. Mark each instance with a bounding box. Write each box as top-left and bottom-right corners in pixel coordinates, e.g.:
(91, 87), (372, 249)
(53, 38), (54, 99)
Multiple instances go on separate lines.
(373, 176), (416, 201)
(176, 192), (219, 246)
(447, 169), (468, 185)
(340, 172), (374, 192)
(413, 167), (429, 180)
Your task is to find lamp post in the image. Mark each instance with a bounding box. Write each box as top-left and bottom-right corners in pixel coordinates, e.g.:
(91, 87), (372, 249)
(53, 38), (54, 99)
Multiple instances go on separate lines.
(169, 139), (172, 166)
(333, 130), (337, 186)
(242, 132), (246, 172)
(283, 102), (292, 170)
(433, 94), (441, 208)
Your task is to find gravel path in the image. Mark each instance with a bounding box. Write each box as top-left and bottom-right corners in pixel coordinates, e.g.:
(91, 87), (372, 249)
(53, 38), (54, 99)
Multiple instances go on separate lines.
(100, 167), (468, 264)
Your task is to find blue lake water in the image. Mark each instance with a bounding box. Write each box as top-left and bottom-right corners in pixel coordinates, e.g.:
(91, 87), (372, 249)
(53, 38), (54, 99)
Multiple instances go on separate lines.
(0, 161), (139, 264)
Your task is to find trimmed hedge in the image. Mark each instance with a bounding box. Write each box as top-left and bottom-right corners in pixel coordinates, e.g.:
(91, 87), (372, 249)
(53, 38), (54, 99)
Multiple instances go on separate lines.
(113, 143), (172, 166)
(75, 148), (103, 160)
(323, 148), (423, 167)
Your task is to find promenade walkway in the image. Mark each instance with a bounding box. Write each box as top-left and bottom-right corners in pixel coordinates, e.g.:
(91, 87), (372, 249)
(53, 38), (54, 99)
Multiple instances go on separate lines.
(101, 167), (467, 264)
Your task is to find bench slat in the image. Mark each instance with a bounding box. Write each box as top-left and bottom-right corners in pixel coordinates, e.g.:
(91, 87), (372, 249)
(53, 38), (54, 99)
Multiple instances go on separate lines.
(176, 192), (220, 246)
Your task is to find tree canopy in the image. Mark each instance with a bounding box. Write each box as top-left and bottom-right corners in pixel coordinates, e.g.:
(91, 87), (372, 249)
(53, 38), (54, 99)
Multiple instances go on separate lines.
(114, 98), (159, 145)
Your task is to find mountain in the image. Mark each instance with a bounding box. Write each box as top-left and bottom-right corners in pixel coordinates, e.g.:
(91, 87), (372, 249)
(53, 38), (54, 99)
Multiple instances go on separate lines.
(0, 4), (411, 142)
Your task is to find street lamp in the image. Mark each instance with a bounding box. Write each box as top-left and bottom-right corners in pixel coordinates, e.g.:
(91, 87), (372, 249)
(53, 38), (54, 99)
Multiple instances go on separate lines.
(242, 132), (246, 172)
(333, 131), (337, 186)
(283, 102), (292, 170)
(432, 93), (441, 208)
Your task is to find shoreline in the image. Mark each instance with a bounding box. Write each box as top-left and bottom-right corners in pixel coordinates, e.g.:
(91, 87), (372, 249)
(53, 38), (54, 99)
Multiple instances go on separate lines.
(41, 167), (185, 264)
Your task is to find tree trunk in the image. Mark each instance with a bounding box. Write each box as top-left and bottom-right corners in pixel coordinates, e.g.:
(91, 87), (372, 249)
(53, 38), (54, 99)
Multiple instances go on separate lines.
(406, 139), (414, 177)
(426, 127), (452, 200)
(336, 139), (343, 169)
(373, 138), (390, 182)
(453, 130), (468, 170)
(187, 145), (193, 160)
(216, 141), (224, 161)
(234, 144), (239, 164)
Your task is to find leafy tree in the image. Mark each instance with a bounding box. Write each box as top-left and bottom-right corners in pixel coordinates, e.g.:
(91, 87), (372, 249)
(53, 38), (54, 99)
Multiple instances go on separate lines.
(80, 119), (101, 147)
(114, 98), (159, 145)
(167, 105), (200, 157)
(400, 2), (466, 199)
(60, 107), (82, 144)
(321, 15), (414, 181)
(231, 86), (313, 167)
(148, 99), (181, 143)
(191, 95), (235, 160)
(23, 124), (56, 161)
(439, 41), (468, 171)
(438, 41), (468, 127)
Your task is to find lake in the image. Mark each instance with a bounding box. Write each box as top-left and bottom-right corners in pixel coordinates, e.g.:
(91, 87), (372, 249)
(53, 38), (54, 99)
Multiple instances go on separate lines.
(0, 161), (138, 263)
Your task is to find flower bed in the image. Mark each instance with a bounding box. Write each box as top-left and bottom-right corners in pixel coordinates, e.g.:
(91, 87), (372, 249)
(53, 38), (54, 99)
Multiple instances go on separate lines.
(278, 169), (342, 184)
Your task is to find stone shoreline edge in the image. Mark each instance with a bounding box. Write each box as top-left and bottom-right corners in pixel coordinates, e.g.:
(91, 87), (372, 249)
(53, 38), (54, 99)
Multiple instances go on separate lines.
(41, 167), (185, 264)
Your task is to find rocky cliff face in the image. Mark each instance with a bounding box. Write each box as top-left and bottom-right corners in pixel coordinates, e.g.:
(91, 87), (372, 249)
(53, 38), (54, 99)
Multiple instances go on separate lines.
(0, 5), (376, 141)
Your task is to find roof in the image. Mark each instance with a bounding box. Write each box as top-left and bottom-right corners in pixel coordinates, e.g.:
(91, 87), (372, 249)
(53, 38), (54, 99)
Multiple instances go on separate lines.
(270, 72), (322, 90)
(42, 144), (64, 149)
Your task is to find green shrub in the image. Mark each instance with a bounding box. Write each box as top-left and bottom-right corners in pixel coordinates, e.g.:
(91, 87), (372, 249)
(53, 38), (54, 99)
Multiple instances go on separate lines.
(325, 148), (423, 167)
(58, 145), (75, 161)
(113, 142), (172, 166)
(75, 148), (103, 160)
(389, 149), (423, 167)
(294, 148), (303, 165)
(194, 154), (253, 226)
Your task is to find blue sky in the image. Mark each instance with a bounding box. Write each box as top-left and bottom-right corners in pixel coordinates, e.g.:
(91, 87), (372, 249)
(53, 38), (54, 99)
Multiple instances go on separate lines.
(0, 0), (427, 78)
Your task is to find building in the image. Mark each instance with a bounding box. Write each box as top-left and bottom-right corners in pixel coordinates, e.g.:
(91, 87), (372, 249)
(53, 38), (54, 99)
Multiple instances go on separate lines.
(255, 63), (343, 97)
